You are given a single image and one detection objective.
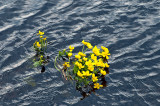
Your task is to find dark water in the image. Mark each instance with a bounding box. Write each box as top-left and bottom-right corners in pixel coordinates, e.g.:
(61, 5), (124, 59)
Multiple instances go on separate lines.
(0, 0), (160, 105)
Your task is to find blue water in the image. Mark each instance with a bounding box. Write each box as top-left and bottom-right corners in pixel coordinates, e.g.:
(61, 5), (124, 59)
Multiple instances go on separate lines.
(0, 0), (160, 105)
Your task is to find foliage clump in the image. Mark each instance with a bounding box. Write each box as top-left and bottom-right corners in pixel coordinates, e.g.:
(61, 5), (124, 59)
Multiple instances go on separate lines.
(33, 31), (49, 72)
(55, 40), (110, 90)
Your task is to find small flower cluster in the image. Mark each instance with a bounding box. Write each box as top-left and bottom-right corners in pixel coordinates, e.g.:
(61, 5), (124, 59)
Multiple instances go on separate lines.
(56, 40), (110, 90)
(58, 45), (74, 60)
(33, 31), (49, 68)
(33, 30), (47, 52)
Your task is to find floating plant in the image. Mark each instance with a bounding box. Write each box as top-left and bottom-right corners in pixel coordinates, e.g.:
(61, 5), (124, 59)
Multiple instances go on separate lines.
(33, 30), (49, 72)
(54, 40), (110, 99)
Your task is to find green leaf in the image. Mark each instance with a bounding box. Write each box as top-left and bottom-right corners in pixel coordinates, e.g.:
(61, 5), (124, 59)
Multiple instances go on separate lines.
(84, 79), (89, 85)
(33, 61), (41, 67)
(66, 52), (68, 56)
(73, 65), (79, 74)
(59, 51), (62, 56)
(62, 50), (66, 55)
(75, 76), (79, 81)
(83, 65), (88, 70)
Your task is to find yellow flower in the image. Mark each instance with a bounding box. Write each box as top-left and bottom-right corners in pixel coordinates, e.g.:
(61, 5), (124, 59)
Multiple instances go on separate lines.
(82, 40), (93, 49)
(82, 40), (88, 45)
(75, 61), (79, 66)
(94, 83), (103, 89)
(86, 71), (92, 76)
(82, 71), (92, 76)
(75, 61), (84, 69)
(43, 37), (47, 41)
(36, 42), (41, 47)
(91, 54), (97, 61)
(105, 63), (110, 68)
(95, 58), (105, 67)
(83, 57), (87, 61)
(101, 46), (110, 54)
(88, 66), (94, 71)
(79, 59), (82, 62)
(101, 63), (105, 67)
(86, 43), (93, 49)
(69, 45), (74, 51)
(101, 46), (107, 51)
(95, 62), (102, 67)
(70, 50), (72, 52)
(101, 52), (109, 59)
(101, 46), (110, 59)
(75, 55), (81, 59)
(100, 69), (106, 75)
(37, 30), (44, 35)
(92, 73), (98, 82)
(93, 60), (98, 66)
(68, 53), (72, 57)
(77, 70), (83, 78)
(78, 63), (84, 69)
(82, 71), (86, 76)
(85, 60), (94, 67)
(40, 55), (43, 58)
(78, 52), (86, 57)
(40, 36), (43, 38)
(63, 62), (70, 68)
(92, 46), (100, 56)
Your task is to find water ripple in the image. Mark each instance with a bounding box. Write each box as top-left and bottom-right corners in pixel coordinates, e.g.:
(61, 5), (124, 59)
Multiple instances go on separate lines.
(0, 0), (160, 105)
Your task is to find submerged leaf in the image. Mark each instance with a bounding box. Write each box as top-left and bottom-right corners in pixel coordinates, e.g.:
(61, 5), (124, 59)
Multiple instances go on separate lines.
(33, 61), (41, 67)
(24, 77), (36, 87)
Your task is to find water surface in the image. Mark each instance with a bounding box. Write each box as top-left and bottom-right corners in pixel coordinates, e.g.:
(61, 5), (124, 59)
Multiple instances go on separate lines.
(0, 0), (160, 105)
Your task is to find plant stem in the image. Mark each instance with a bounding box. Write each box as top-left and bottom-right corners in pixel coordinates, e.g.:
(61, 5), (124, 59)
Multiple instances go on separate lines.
(84, 48), (88, 53)
(54, 56), (61, 72)
(82, 45), (85, 53)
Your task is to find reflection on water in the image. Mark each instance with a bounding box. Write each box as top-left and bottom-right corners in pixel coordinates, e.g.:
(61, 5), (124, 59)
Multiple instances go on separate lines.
(24, 77), (36, 87)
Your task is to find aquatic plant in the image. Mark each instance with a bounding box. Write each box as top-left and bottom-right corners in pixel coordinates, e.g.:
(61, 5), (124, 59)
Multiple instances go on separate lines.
(54, 40), (110, 96)
(33, 30), (49, 72)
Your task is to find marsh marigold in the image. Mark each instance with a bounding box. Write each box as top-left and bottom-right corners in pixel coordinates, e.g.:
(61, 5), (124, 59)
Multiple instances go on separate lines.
(68, 53), (72, 57)
(94, 83), (103, 89)
(37, 30), (44, 35)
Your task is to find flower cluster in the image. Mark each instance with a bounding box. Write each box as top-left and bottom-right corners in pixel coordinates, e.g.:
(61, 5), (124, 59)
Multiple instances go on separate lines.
(33, 30), (47, 52)
(33, 31), (49, 69)
(55, 40), (110, 90)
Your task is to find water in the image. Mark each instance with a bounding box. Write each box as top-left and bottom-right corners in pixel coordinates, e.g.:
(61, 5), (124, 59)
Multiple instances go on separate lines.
(0, 0), (160, 105)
